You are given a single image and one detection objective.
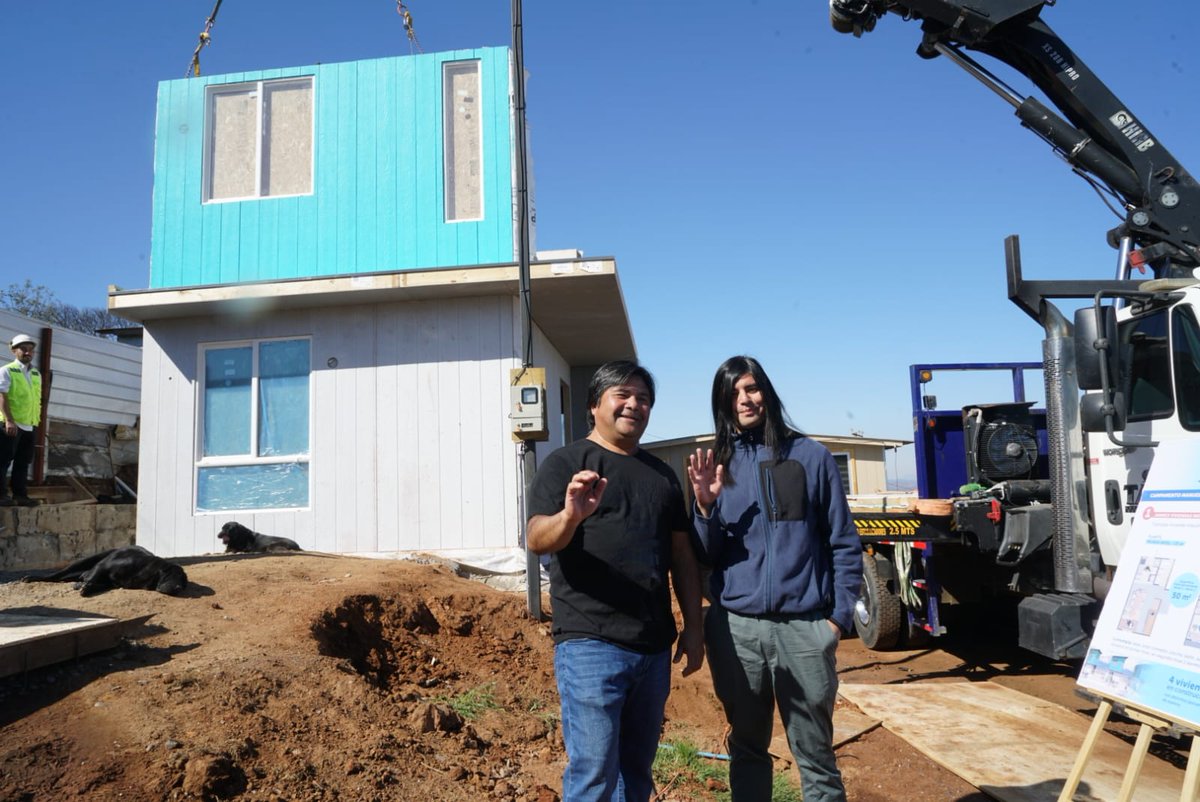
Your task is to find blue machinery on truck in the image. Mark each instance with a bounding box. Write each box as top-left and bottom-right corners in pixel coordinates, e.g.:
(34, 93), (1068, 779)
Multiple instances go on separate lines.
(851, 361), (1054, 652)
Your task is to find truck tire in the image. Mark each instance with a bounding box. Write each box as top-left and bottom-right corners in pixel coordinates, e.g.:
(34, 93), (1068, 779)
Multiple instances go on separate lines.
(854, 553), (902, 650)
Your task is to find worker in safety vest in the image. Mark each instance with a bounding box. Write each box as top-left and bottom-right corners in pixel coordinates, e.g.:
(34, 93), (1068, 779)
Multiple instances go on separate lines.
(0, 334), (42, 507)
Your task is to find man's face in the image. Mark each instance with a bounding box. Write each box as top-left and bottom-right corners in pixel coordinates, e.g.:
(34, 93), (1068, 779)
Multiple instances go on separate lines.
(733, 373), (765, 431)
(12, 344), (34, 366)
(590, 378), (652, 447)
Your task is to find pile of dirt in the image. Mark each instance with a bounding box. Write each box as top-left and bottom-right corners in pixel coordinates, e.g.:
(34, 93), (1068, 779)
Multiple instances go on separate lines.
(0, 553), (981, 801)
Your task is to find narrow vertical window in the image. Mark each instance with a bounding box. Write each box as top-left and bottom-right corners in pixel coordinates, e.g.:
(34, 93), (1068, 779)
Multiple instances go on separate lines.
(443, 60), (483, 221)
(833, 453), (853, 494)
(205, 77), (314, 202)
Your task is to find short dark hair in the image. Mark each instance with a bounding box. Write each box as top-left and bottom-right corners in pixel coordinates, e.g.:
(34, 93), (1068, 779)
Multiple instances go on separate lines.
(710, 355), (796, 483)
(586, 360), (656, 429)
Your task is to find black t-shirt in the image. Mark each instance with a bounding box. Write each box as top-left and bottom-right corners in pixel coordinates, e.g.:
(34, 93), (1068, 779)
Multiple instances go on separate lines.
(528, 438), (689, 653)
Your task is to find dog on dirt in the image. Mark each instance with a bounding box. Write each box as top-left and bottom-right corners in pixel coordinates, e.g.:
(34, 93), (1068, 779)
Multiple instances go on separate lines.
(22, 546), (188, 597)
(218, 521), (302, 554)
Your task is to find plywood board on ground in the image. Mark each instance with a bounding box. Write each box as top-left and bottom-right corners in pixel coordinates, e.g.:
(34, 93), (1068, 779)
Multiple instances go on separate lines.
(768, 708), (881, 767)
(0, 606), (122, 678)
(838, 681), (1184, 802)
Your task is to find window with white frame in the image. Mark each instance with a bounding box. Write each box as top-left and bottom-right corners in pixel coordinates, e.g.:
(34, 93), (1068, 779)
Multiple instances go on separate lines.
(832, 453), (853, 495)
(197, 338), (311, 511)
(443, 60), (483, 221)
(204, 77), (314, 202)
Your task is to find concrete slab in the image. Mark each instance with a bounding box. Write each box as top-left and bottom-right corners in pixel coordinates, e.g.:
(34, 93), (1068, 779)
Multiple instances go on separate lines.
(0, 606), (122, 678)
(838, 681), (1185, 802)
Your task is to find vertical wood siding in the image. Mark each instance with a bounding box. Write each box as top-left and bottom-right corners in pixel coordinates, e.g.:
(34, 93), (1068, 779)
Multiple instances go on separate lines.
(136, 298), (555, 558)
(150, 49), (514, 288)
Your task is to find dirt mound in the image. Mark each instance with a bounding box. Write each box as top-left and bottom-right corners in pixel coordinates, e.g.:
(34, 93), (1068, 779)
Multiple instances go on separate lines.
(0, 553), (981, 801)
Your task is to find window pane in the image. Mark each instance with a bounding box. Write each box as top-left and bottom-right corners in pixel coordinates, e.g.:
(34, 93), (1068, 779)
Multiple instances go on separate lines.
(263, 79), (313, 197)
(259, 339), (310, 456)
(833, 454), (852, 494)
(1123, 309), (1173, 420)
(443, 61), (482, 221)
(203, 346), (252, 456)
(197, 463), (309, 511)
(1173, 307), (1200, 431)
(209, 89), (258, 200)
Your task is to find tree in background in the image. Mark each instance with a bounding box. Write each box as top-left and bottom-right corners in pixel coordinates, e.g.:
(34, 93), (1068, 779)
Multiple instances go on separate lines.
(0, 281), (133, 339)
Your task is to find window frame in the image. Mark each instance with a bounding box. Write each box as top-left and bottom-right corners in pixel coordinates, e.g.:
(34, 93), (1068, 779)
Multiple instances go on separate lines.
(831, 452), (854, 495)
(442, 59), (485, 223)
(1120, 307), (1175, 423)
(195, 336), (313, 513)
(202, 76), (316, 204)
(1172, 304), (1200, 432)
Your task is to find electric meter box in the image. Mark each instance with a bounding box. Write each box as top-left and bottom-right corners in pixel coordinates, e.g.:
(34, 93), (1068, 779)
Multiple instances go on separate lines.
(510, 367), (549, 441)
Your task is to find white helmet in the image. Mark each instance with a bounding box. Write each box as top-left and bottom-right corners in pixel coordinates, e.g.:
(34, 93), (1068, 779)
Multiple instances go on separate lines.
(10, 334), (35, 349)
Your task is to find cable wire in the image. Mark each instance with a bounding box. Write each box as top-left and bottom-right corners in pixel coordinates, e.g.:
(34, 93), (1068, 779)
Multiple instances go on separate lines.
(397, 1), (424, 54)
(187, 0), (224, 78)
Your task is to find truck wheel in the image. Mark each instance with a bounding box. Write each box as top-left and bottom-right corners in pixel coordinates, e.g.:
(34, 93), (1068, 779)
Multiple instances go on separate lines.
(854, 553), (901, 650)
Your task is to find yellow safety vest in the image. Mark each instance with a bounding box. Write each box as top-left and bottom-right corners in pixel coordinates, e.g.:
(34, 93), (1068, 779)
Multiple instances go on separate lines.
(1, 360), (42, 427)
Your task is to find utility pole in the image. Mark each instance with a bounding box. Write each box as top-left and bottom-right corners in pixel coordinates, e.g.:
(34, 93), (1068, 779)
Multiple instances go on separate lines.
(512, 0), (543, 621)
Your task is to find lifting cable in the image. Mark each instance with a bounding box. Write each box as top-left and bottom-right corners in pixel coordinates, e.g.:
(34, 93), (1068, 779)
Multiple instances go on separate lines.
(187, 0), (225, 78)
(397, 1), (424, 54)
(187, 2), (421, 79)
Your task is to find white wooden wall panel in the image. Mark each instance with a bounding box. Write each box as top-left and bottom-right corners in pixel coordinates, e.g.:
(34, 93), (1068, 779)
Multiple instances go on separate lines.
(136, 328), (164, 555)
(354, 321), (379, 554)
(137, 297), (533, 558)
(394, 307), (422, 551)
(478, 298), (509, 548)
(375, 306), (402, 553)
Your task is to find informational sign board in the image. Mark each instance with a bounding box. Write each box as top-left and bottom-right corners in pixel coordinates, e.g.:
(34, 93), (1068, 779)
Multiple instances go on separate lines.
(1078, 439), (1200, 731)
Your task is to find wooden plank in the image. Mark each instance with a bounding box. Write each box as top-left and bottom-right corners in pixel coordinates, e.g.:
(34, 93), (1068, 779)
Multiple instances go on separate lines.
(1058, 699), (1113, 802)
(768, 708), (881, 766)
(838, 682), (1185, 802)
(0, 611), (121, 679)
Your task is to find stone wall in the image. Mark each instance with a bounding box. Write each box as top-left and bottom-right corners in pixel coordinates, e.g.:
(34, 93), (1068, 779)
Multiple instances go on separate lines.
(0, 505), (137, 571)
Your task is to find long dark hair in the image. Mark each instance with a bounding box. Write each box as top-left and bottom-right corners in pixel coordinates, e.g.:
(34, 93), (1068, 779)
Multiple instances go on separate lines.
(586, 359), (656, 429)
(711, 355), (796, 482)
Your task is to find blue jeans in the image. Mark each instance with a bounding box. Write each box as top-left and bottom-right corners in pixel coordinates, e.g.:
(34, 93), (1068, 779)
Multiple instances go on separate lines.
(554, 638), (671, 802)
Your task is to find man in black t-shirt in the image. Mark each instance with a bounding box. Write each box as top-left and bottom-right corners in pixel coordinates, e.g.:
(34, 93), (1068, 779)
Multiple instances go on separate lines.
(528, 360), (704, 802)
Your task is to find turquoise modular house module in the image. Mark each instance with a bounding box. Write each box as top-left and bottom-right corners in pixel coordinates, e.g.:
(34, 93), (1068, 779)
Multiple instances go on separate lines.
(111, 48), (636, 559)
(150, 48), (516, 287)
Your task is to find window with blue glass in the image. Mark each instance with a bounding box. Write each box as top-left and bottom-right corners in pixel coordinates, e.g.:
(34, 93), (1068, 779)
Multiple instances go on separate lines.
(197, 338), (311, 511)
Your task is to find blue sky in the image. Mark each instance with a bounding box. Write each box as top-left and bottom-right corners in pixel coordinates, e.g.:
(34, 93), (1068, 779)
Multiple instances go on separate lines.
(3, 2), (1198, 470)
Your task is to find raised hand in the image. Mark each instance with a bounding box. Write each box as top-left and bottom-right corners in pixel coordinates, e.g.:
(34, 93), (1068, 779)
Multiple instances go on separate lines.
(686, 449), (724, 517)
(564, 470), (607, 523)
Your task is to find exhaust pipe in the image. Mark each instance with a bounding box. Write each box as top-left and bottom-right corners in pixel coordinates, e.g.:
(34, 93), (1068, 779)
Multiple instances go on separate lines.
(1039, 302), (1093, 593)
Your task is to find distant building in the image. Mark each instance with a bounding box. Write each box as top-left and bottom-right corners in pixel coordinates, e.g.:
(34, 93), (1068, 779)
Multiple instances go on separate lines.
(643, 432), (911, 505)
(110, 48), (633, 557)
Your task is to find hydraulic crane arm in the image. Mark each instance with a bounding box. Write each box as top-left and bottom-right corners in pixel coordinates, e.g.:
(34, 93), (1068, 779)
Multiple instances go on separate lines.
(830, 0), (1200, 278)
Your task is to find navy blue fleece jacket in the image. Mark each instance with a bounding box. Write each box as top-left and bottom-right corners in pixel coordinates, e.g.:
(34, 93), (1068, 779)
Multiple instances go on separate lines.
(693, 431), (863, 634)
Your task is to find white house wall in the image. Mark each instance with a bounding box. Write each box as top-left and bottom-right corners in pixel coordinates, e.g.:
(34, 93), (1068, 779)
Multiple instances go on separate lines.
(137, 296), (567, 558)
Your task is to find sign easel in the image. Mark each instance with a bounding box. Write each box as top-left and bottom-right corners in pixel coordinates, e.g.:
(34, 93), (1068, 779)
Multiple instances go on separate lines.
(1066, 441), (1200, 802)
(1058, 694), (1200, 802)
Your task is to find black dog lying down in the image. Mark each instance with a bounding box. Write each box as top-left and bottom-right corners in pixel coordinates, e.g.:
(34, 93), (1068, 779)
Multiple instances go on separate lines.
(23, 546), (188, 597)
(218, 521), (302, 554)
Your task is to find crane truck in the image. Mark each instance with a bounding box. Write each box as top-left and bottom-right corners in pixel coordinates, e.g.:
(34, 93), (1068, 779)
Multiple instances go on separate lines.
(827, 0), (1200, 659)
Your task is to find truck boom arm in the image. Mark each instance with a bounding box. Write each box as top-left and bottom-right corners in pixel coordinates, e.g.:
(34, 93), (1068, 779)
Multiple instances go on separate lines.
(830, 0), (1200, 278)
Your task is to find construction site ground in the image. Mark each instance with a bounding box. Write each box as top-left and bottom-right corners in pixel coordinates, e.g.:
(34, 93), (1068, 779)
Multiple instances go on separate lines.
(0, 553), (1188, 801)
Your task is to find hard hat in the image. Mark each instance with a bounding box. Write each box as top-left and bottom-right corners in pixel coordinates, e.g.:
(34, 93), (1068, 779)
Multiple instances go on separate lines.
(10, 334), (35, 349)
